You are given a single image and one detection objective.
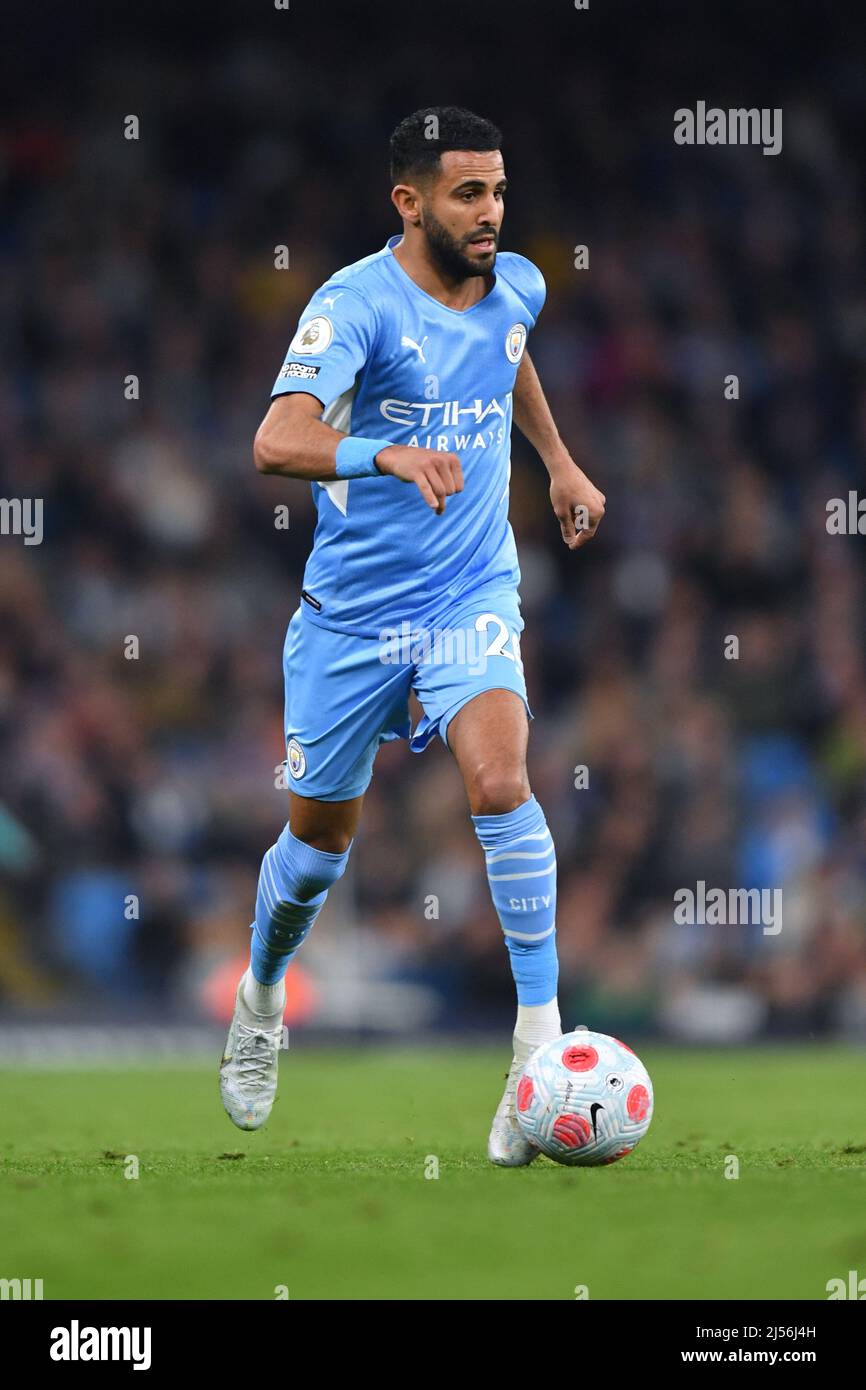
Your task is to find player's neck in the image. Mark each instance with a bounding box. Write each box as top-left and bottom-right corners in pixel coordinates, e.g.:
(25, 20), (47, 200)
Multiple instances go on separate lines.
(392, 235), (493, 311)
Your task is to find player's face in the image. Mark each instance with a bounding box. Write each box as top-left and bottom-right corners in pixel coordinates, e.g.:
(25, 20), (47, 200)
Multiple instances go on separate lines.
(419, 149), (506, 280)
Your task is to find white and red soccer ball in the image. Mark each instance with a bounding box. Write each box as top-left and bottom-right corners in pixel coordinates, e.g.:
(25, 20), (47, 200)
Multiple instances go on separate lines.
(515, 1028), (653, 1167)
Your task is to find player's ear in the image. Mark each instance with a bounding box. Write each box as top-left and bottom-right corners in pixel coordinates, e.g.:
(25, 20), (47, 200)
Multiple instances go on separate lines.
(390, 184), (420, 224)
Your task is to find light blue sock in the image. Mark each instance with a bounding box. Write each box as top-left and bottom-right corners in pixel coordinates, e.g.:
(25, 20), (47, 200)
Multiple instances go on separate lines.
(250, 824), (350, 985)
(472, 795), (558, 1005)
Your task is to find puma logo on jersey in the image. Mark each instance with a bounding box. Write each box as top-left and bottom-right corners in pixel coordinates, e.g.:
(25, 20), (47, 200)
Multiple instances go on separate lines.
(321, 293), (344, 309)
(401, 334), (428, 363)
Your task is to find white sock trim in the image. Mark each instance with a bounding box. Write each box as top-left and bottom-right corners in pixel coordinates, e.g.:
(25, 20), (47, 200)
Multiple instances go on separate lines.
(242, 968), (286, 1020)
(514, 997), (561, 1050)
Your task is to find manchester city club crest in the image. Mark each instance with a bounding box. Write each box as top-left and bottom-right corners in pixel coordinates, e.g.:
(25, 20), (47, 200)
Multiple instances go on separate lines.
(289, 315), (333, 355)
(505, 322), (527, 363)
(287, 738), (307, 779)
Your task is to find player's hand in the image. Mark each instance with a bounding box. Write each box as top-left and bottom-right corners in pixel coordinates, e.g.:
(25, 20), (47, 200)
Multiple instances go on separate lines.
(549, 460), (606, 549)
(374, 445), (464, 515)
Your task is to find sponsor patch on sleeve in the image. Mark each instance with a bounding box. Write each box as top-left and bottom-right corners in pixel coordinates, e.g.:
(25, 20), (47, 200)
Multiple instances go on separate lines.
(278, 362), (322, 381)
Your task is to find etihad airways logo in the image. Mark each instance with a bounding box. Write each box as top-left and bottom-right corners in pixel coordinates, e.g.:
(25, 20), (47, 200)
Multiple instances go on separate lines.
(378, 396), (510, 451)
(380, 397), (507, 428)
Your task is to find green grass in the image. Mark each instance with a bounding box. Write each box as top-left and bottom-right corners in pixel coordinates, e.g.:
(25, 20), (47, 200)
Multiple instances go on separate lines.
(1, 1045), (864, 1299)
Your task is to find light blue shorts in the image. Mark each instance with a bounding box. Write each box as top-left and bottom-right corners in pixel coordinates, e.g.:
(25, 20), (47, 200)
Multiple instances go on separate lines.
(282, 583), (531, 800)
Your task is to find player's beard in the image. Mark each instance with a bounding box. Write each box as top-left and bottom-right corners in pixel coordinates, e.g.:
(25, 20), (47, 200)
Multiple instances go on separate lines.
(419, 206), (496, 280)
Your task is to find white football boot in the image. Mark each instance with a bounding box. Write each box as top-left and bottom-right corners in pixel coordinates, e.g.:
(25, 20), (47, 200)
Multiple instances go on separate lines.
(487, 1036), (542, 1167)
(219, 976), (284, 1131)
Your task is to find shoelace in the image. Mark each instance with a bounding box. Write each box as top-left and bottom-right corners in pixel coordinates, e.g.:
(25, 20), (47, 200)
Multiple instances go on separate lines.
(233, 1022), (282, 1093)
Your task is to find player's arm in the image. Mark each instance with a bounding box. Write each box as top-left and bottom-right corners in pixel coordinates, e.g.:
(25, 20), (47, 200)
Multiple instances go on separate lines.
(512, 350), (605, 549)
(253, 393), (464, 515)
(254, 393), (347, 479)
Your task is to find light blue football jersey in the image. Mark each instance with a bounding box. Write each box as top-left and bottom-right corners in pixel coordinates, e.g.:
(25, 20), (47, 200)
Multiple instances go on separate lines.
(271, 233), (546, 636)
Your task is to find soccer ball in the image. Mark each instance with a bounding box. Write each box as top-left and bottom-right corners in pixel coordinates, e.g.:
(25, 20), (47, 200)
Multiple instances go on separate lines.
(515, 1028), (653, 1166)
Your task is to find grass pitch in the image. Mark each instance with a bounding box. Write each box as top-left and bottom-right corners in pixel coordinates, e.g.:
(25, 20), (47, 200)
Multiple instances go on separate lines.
(1, 1045), (864, 1300)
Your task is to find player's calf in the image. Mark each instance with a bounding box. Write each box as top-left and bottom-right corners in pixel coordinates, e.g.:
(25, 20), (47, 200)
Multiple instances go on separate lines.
(220, 821), (352, 1130)
(472, 793), (563, 1165)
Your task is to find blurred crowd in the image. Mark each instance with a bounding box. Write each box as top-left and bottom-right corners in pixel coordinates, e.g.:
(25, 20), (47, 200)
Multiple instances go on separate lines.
(1, 6), (864, 1039)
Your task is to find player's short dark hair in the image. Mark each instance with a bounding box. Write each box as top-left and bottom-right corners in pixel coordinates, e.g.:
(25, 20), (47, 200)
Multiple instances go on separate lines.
(389, 107), (502, 186)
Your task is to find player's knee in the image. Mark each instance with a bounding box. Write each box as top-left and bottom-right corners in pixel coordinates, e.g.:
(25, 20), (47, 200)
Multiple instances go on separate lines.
(469, 766), (531, 817)
(294, 827), (353, 857)
(270, 822), (353, 903)
(286, 847), (349, 902)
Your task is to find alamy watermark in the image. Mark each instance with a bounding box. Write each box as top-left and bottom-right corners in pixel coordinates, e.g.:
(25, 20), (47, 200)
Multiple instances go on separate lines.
(674, 103), (782, 157)
(0, 498), (43, 545)
(826, 492), (866, 535)
(674, 881), (782, 935)
(826, 1270), (866, 1299)
(378, 612), (523, 676)
(50, 1321), (151, 1370)
(1, 1277), (43, 1299)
